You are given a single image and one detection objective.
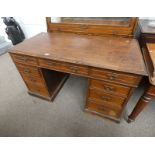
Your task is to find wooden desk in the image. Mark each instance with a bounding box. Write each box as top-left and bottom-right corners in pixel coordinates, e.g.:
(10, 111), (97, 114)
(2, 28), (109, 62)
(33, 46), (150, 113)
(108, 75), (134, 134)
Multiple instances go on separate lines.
(9, 32), (147, 122)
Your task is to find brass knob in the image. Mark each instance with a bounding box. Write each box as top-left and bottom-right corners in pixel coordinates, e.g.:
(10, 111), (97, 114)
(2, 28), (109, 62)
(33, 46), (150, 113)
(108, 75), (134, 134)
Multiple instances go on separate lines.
(104, 86), (114, 92)
(101, 96), (111, 101)
(70, 66), (78, 73)
(107, 72), (118, 80)
(24, 68), (30, 74)
(21, 57), (28, 62)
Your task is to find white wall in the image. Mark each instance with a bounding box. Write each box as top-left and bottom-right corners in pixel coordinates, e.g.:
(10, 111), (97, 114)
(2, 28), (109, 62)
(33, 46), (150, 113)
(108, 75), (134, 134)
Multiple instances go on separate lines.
(14, 17), (47, 39)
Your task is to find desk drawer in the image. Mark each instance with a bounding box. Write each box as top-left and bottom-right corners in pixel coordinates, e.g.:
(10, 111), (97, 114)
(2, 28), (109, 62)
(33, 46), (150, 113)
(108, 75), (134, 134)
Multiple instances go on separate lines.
(86, 100), (120, 118)
(11, 53), (37, 66)
(26, 82), (49, 97)
(39, 59), (89, 76)
(89, 88), (125, 106)
(22, 74), (44, 84)
(90, 79), (131, 97)
(16, 63), (41, 77)
(90, 68), (141, 87)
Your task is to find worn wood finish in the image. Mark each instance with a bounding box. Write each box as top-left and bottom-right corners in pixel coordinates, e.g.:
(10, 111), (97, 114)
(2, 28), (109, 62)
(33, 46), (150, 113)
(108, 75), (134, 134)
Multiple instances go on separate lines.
(90, 79), (131, 97)
(9, 23), (147, 122)
(90, 68), (142, 87)
(85, 100), (121, 121)
(15, 63), (41, 77)
(88, 88), (125, 106)
(85, 78), (136, 122)
(39, 58), (89, 76)
(26, 82), (50, 97)
(11, 53), (38, 66)
(9, 32), (146, 76)
(10, 53), (69, 101)
(46, 17), (137, 37)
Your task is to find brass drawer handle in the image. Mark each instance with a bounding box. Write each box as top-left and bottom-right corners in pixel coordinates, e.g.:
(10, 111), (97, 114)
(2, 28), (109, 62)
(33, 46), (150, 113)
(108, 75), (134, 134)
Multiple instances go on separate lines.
(47, 61), (57, 66)
(29, 77), (36, 82)
(19, 57), (28, 62)
(101, 96), (111, 101)
(103, 86), (115, 92)
(24, 68), (30, 74)
(107, 73), (118, 80)
(70, 66), (79, 73)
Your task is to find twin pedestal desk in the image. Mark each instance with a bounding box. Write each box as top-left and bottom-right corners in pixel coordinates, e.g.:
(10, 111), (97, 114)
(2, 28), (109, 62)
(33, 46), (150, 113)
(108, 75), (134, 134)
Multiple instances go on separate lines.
(9, 32), (147, 122)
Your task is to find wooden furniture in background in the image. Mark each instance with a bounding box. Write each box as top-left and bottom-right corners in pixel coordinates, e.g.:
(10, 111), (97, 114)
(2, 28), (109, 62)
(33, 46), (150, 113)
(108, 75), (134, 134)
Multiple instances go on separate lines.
(9, 17), (147, 122)
(128, 19), (155, 123)
(46, 17), (137, 37)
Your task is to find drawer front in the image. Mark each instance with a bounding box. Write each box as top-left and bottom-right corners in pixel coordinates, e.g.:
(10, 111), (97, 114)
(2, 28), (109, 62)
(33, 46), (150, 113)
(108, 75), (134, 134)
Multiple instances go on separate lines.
(89, 89), (125, 106)
(90, 68), (141, 86)
(88, 98), (122, 111)
(21, 73), (44, 84)
(26, 82), (49, 97)
(86, 101), (121, 118)
(39, 58), (89, 76)
(16, 63), (41, 77)
(11, 54), (37, 66)
(90, 79), (131, 97)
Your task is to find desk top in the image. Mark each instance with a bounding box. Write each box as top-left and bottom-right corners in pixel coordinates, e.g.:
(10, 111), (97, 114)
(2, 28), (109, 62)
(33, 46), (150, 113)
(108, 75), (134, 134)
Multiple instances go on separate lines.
(9, 32), (147, 76)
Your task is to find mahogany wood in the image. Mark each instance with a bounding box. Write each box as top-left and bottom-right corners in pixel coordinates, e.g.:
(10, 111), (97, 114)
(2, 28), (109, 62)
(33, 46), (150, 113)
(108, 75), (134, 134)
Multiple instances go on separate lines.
(90, 79), (131, 97)
(9, 18), (147, 122)
(9, 32), (146, 76)
(88, 88), (125, 106)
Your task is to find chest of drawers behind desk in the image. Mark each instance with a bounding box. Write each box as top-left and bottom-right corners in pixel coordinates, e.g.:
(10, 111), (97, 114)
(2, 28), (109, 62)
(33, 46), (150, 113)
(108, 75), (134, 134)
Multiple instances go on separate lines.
(10, 53), (141, 122)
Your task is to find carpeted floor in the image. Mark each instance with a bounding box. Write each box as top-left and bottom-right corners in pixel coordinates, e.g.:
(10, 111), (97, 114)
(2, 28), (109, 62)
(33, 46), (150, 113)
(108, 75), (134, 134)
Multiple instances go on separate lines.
(0, 53), (155, 137)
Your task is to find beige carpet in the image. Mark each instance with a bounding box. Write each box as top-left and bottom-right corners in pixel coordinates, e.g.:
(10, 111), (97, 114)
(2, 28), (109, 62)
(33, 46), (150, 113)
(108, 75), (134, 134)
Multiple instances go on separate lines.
(0, 53), (155, 137)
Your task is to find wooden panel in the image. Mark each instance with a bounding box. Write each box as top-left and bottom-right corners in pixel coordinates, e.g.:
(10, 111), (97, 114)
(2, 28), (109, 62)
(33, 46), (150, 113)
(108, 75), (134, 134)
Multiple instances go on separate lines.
(90, 68), (141, 87)
(86, 100), (121, 118)
(15, 63), (41, 77)
(46, 17), (137, 37)
(20, 73), (44, 84)
(90, 79), (131, 97)
(39, 58), (89, 76)
(87, 98), (122, 111)
(11, 53), (37, 66)
(26, 82), (49, 97)
(88, 88), (125, 106)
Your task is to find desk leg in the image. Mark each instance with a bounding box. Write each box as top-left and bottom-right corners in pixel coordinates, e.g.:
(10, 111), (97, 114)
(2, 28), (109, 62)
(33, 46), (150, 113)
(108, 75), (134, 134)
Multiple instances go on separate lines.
(128, 85), (155, 123)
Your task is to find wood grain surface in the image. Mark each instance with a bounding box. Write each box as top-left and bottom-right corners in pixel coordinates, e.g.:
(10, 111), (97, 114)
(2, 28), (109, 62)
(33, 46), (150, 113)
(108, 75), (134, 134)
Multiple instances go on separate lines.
(9, 32), (147, 76)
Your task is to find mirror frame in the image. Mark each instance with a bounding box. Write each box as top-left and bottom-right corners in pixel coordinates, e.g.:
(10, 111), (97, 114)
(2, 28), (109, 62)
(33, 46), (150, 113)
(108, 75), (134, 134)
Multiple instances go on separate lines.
(46, 17), (137, 37)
